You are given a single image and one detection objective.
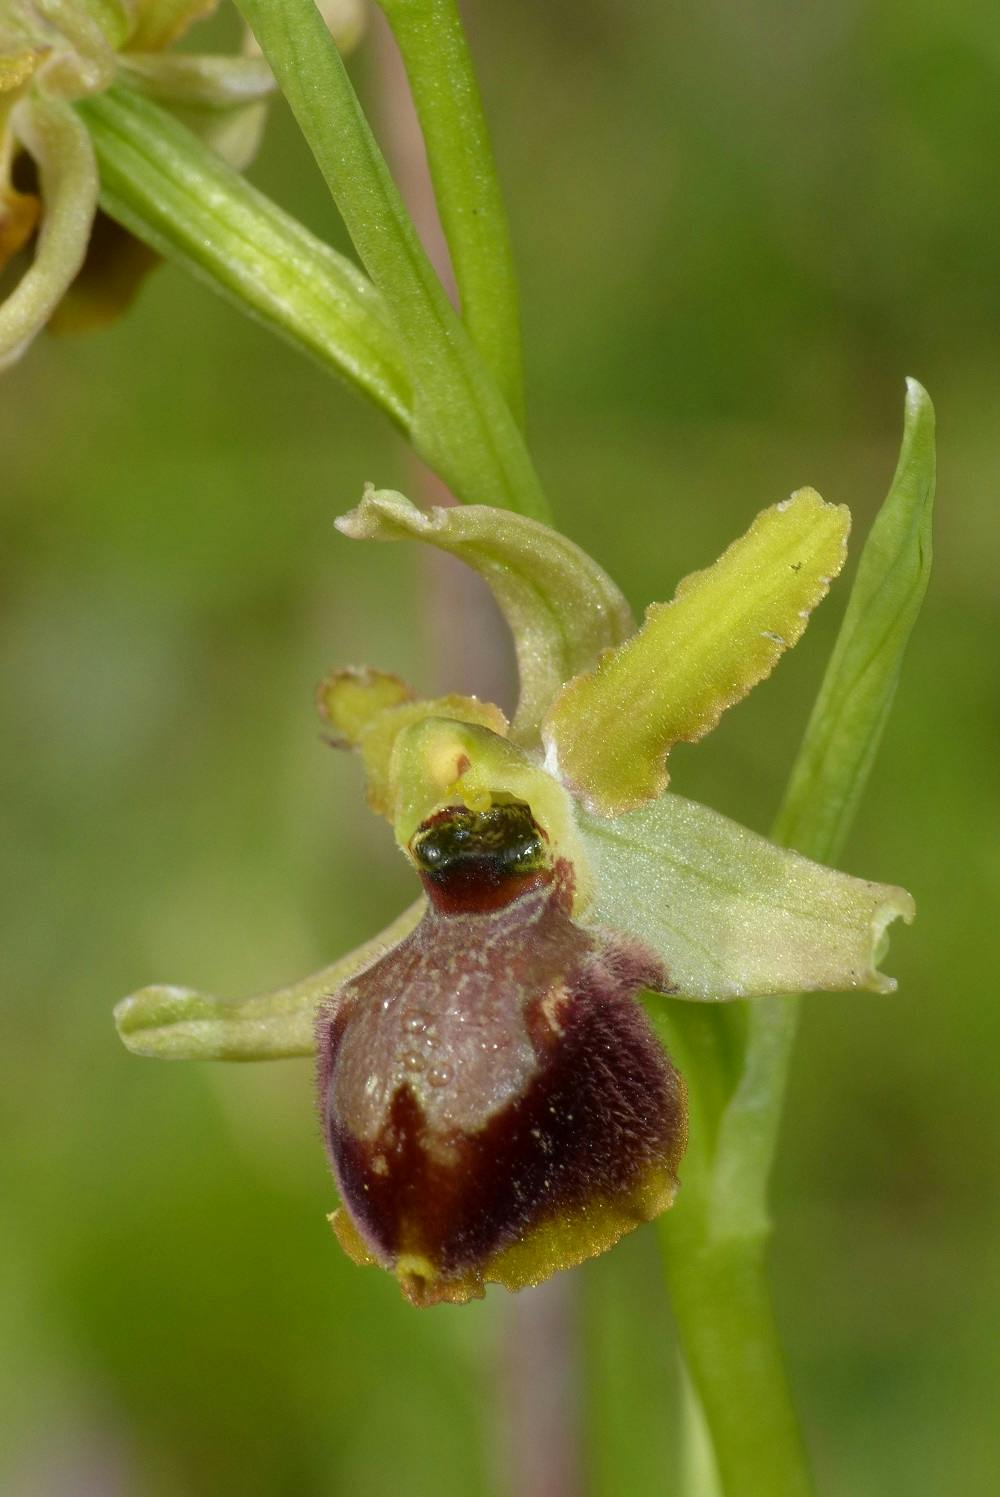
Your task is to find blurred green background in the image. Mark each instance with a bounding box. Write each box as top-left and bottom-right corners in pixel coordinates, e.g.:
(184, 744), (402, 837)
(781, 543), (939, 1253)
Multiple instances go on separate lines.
(2, 2), (998, 1493)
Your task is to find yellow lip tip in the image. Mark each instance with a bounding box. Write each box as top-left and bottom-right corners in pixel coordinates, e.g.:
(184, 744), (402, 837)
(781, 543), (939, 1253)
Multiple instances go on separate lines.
(395, 1251), (437, 1281)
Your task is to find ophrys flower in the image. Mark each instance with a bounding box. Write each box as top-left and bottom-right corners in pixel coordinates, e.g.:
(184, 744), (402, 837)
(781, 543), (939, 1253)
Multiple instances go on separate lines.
(116, 487), (913, 1305)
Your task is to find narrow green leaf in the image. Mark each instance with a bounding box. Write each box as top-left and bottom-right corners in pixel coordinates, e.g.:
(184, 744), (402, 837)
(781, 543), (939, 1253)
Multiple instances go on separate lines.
(376, 0), (524, 424)
(545, 489), (849, 816)
(233, 0), (549, 518)
(773, 379), (936, 863)
(115, 901), (424, 1060)
(337, 488), (634, 743)
(708, 380), (936, 1242)
(78, 86), (414, 430)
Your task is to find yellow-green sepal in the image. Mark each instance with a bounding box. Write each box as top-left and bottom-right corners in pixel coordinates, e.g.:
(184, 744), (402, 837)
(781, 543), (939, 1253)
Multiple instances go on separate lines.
(576, 792), (913, 1000)
(336, 488), (635, 745)
(114, 899), (424, 1060)
(544, 489), (850, 816)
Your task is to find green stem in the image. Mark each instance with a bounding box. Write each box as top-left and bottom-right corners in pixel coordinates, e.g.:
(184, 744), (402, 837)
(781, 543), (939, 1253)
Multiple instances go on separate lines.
(657, 381), (936, 1495)
(79, 86), (414, 430)
(376, 0), (525, 425)
(648, 998), (810, 1496)
(235, 0), (548, 519)
(678, 1360), (723, 1497)
(662, 1207), (811, 1497)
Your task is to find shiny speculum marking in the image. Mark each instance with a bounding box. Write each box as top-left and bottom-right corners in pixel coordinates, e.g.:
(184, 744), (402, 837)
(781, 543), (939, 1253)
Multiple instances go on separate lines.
(318, 804), (686, 1304)
(410, 801), (550, 913)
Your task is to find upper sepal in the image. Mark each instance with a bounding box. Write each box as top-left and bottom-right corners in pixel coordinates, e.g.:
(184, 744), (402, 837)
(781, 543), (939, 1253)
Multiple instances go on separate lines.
(335, 488), (635, 744)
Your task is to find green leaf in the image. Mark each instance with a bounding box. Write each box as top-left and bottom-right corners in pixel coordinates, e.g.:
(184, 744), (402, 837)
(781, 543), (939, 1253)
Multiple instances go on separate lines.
(375, 0), (524, 423)
(773, 379), (936, 863)
(233, 0), (549, 518)
(706, 379), (936, 1242)
(576, 792), (913, 1001)
(78, 86), (414, 429)
(337, 489), (634, 743)
(115, 901), (424, 1060)
(545, 489), (850, 815)
(0, 96), (97, 369)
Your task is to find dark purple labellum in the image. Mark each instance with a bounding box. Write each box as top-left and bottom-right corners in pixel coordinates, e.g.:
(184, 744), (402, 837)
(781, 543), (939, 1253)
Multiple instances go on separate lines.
(317, 805), (686, 1305)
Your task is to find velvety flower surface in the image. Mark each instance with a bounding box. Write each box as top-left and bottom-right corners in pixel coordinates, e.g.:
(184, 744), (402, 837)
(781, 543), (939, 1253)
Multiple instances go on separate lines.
(116, 487), (914, 1305)
(321, 816), (686, 1306)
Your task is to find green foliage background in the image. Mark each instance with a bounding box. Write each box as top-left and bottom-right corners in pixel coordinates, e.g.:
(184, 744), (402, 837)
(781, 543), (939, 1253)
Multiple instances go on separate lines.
(2, 2), (997, 1493)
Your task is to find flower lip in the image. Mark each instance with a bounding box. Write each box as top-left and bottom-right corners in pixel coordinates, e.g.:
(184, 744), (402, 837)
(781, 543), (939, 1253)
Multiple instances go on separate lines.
(319, 873), (685, 1304)
(409, 800), (552, 914)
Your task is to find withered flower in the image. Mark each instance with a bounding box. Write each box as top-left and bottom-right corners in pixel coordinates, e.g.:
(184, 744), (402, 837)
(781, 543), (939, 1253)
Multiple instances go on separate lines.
(116, 488), (913, 1305)
(0, 0), (365, 365)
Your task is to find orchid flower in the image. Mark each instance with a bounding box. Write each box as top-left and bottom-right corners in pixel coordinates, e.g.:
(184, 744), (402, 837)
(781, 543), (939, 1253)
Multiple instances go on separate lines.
(115, 485), (913, 1306)
(0, 0), (365, 363)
